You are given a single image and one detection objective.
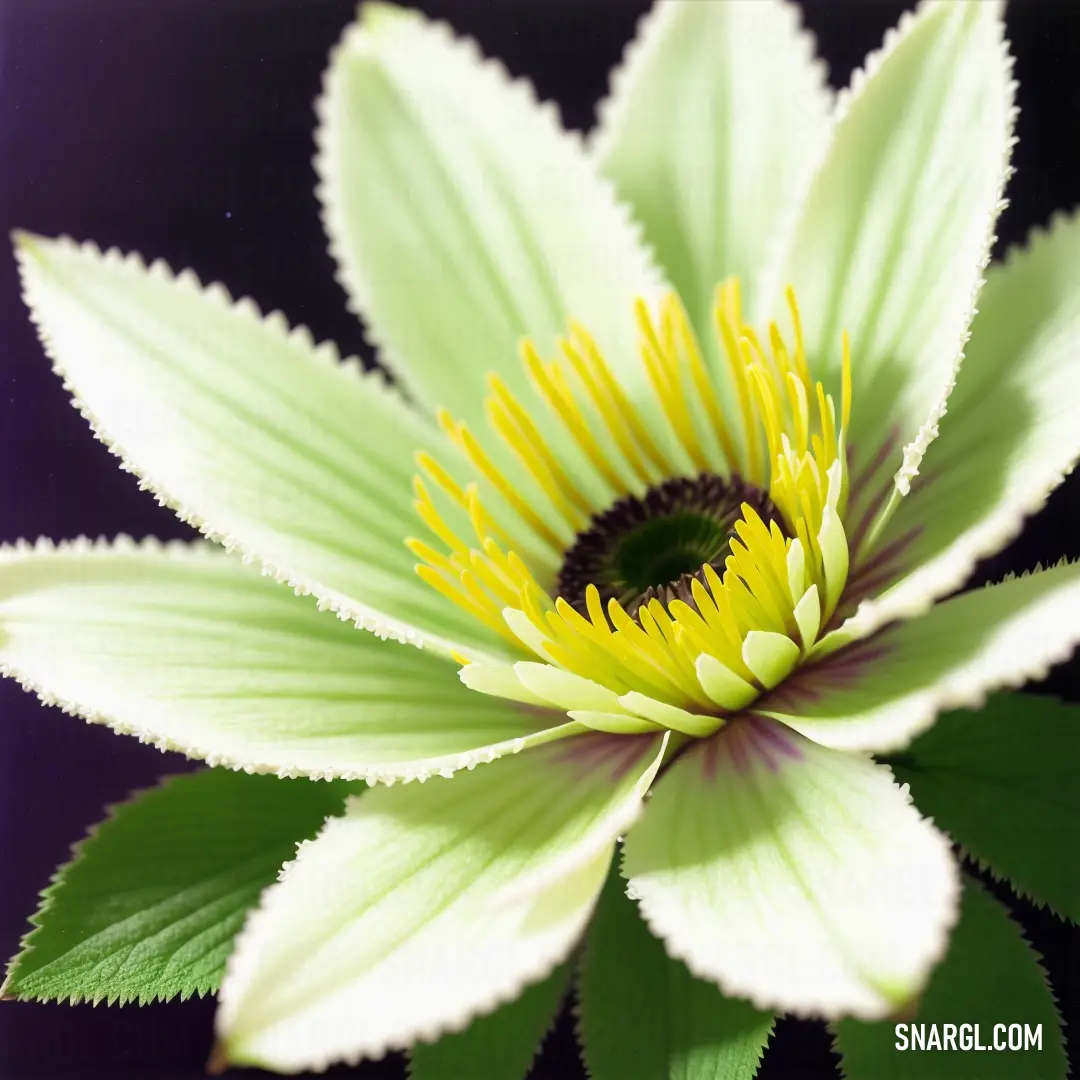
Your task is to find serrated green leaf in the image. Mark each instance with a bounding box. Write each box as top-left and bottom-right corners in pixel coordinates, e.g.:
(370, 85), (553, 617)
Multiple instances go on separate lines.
(578, 861), (774, 1080)
(408, 960), (572, 1080)
(835, 877), (1067, 1079)
(891, 693), (1080, 923)
(4, 769), (357, 1005)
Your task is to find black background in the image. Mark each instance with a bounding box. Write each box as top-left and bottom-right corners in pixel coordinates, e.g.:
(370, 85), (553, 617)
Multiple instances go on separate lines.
(1, 0), (1079, 1076)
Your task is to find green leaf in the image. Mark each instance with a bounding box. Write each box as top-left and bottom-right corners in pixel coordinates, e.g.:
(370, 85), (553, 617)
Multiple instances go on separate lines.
(765, 559), (1080, 754)
(3, 769), (358, 1005)
(835, 877), (1067, 1079)
(409, 961), (572, 1080)
(578, 862), (774, 1080)
(891, 693), (1080, 923)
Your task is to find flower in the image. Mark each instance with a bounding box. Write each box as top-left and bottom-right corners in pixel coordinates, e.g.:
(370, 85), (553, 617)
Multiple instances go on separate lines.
(2, 0), (1079, 1077)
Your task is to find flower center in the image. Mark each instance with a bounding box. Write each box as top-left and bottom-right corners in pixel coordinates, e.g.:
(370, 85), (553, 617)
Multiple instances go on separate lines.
(406, 277), (853, 733)
(557, 473), (784, 618)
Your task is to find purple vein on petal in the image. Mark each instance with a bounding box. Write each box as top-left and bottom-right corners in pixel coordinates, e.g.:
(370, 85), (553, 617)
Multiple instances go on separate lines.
(764, 636), (894, 709)
(550, 730), (661, 783)
(841, 527), (923, 616)
(847, 431), (900, 509)
(696, 716), (803, 780)
(749, 716), (804, 770)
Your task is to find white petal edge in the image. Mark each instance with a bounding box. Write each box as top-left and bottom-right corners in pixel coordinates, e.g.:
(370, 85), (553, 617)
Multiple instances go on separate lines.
(13, 231), (504, 659)
(216, 731), (668, 1072)
(0, 536), (578, 783)
(761, 0), (1016, 502)
(842, 209), (1080, 640)
(623, 718), (959, 1019)
(590, 0), (832, 324)
(764, 559), (1080, 753)
(314, 2), (666, 436)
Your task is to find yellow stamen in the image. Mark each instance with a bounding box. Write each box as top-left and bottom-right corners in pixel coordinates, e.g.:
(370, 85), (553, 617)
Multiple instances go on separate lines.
(747, 360), (785, 466)
(786, 285), (812, 388)
(439, 409), (564, 551)
(715, 304), (762, 483)
(412, 476), (468, 555)
(465, 484), (513, 550)
(788, 372), (810, 458)
(486, 372), (593, 517)
(522, 342), (630, 496)
(409, 276), (854, 719)
(645, 599), (706, 693)
(404, 536), (456, 575)
(679, 309), (742, 472)
(569, 320), (674, 476)
(467, 550), (521, 608)
(560, 334), (653, 486)
(637, 299), (711, 473)
(486, 396), (587, 531)
(415, 450), (468, 507)
(415, 564), (515, 643)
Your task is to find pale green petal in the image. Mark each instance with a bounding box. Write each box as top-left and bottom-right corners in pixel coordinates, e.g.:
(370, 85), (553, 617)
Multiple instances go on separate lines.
(623, 719), (958, 1019)
(694, 654), (758, 711)
(315, 2), (662, 432)
(459, 659), (656, 733)
(14, 232), (502, 658)
(567, 711), (664, 736)
(460, 658), (699, 735)
(0, 538), (577, 782)
(593, 0), (831, 329)
(792, 585), (822, 652)
(216, 732), (669, 1073)
(514, 662), (628, 714)
(618, 692), (720, 738)
(765, 560), (1080, 754)
(458, 661), (552, 707)
(848, 210), (1080, 637)
(767, 0), (1013, 490)
(741, 630), (800, 690)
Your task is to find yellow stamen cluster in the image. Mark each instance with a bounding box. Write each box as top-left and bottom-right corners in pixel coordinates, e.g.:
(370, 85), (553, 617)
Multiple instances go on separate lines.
(407, 280), (853, 716)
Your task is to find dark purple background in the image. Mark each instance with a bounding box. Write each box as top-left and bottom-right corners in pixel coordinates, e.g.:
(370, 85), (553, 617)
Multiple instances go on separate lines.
(1, 0), (1078, 1076)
